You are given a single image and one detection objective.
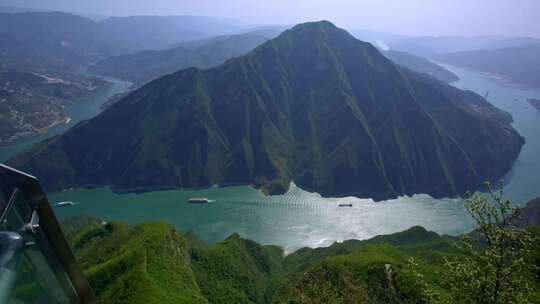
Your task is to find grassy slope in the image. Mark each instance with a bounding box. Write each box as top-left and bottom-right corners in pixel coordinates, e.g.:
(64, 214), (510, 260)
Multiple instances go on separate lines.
(65, 219), (540, 304)
(274, 244), (429, 303)
(189, 233), (283, 303)
(69, 221), (207, 304)
(273, 226), (457, 303)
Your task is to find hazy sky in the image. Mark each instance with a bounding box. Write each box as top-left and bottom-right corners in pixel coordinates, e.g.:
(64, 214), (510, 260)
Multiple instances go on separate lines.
(2, 0), (539, 37)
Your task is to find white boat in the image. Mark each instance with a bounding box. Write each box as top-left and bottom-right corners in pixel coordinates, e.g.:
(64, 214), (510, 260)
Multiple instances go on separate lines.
(188, 197), (209, 204)
(55, 201), (75, 208)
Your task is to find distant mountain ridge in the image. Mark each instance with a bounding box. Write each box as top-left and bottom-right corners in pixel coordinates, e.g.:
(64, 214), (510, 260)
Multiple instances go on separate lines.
(0, 11), (131, 67)
(0, 11), (250, 69)
(382, 50), (459, 83)
(99, 15), (244, 50)
(92, 31), (459, 86)
(437, 45), (540, 88)
(89, 33), (270, 84)
(378, 35), (540, 57)
(0, 5), (47, 13)
(0, 11), (255, 140)
(0, 11), (121, 141)
(8, 21), (524, 200)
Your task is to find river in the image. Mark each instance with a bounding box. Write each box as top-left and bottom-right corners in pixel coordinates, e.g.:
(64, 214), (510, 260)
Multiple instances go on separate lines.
(1, 65), (540, 252)
(0, 74), (132, 162)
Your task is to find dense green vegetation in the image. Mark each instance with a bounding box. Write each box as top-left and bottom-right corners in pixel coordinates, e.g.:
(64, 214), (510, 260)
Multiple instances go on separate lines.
(414, 186), (539, 304)
(8, 21), (524, 200)
(64, 218), (446, 303)
(67, 220), (207, 303)
(89, 33), (269, 85)
(437, 46), (540, 88)
(382, 50), (459, 83)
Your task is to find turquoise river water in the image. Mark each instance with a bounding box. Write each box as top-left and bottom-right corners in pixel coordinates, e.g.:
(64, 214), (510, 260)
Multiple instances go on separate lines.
(1, 65), (539, 252)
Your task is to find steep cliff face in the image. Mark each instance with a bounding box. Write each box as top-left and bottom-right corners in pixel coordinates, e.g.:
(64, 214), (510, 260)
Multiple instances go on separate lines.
(8, 21), (524, 200)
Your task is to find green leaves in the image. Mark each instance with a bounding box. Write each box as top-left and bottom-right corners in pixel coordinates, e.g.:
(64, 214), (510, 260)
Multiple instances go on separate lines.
(414, 183), (538, 304)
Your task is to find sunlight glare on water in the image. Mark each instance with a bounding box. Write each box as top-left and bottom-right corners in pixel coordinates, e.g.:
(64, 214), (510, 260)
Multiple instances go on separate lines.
(16, 64), (540, 251)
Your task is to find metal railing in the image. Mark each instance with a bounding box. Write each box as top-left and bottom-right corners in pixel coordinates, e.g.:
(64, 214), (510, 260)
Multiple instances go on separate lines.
(0, 164), (96, 304)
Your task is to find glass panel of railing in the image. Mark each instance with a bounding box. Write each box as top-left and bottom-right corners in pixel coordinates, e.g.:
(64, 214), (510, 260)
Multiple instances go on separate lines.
(0, 189), (75, 304)
(0, 164), (95, 304)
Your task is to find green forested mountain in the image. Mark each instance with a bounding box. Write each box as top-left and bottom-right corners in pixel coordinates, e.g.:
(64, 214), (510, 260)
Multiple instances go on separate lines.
(89, 33), (269, 84)
(8, 21), (524, 200)
(66, 221), (208, 303)
(59, 217), (540, 304)
(437, 46), (540, 88)
(383, 50), (459, 83)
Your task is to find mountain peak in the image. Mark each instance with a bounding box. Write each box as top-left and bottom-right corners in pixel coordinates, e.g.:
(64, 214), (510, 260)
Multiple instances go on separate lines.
(8, 22), (523, 200)
(276, 20), (355, 42)
(248, 20), (377, 66)
(290, 20), (338, 31)
(239, 20), (382, 77)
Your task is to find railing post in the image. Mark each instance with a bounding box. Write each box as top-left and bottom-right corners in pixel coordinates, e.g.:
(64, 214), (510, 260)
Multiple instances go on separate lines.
(0, 164), (96, 304)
